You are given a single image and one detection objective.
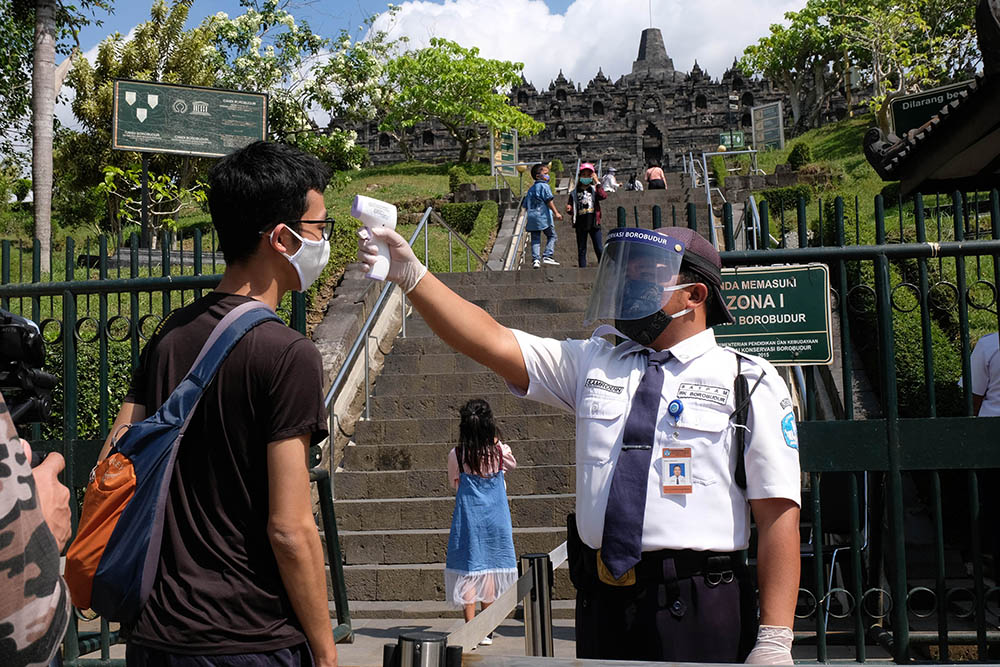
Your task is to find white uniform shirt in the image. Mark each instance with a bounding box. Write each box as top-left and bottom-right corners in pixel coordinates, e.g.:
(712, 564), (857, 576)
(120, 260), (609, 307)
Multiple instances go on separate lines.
(508, 327), (801, 552)
(970, 332), (1000, 416)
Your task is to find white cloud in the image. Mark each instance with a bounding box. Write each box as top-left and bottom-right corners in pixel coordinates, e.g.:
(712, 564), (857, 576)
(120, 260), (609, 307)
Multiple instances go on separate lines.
(374, 0), (806, 88)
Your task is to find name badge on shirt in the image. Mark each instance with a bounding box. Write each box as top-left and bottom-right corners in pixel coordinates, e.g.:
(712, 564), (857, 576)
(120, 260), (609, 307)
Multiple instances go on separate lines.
(661, 447), (692, 494)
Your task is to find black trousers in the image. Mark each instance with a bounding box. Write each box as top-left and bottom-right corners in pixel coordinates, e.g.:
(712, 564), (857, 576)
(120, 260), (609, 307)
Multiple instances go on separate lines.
(574, 225), (603, 267)
(568, 515), (756, 662)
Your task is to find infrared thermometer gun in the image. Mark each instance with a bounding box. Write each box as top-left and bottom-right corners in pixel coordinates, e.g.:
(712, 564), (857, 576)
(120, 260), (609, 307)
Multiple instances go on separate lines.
(352, 195), (398, 281)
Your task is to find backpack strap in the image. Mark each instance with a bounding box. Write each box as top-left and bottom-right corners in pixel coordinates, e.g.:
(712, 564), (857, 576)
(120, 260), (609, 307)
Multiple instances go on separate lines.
(157, 300), (282, 421)
(731, 354), (765, 490)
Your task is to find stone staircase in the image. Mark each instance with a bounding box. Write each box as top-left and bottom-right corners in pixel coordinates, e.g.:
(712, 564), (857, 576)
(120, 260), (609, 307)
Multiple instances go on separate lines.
(332, 180), (708, 618)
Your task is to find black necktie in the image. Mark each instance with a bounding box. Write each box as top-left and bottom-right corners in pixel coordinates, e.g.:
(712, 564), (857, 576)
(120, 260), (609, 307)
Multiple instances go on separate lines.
(600, 350), (671, 579)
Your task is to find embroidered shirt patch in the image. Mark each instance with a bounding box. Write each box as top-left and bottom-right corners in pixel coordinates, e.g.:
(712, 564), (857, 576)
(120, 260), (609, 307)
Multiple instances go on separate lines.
(677, 383), (731, 405)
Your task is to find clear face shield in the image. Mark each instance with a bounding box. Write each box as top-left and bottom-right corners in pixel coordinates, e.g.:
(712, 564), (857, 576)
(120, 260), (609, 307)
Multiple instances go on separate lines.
(583, 228), (687, 325)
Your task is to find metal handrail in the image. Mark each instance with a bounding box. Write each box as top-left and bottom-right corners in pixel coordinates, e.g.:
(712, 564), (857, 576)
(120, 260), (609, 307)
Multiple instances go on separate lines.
(505, 187), (532, 271)
(323, 207), (434, 414)
(430, 210), (491, 272)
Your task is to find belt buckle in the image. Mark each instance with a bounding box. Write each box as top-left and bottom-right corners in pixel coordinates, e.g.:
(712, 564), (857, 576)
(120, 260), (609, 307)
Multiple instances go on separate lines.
(596, 550), (636, 586)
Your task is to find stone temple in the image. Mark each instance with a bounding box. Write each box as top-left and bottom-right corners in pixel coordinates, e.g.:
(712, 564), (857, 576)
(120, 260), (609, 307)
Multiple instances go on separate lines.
(354, 28), (794, 172)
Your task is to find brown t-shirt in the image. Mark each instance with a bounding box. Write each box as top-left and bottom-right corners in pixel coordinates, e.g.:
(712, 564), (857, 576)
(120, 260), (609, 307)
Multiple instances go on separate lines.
(124, 292), (328, 654)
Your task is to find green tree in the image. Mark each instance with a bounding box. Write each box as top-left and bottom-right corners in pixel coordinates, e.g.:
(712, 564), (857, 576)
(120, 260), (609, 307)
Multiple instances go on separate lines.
(310, 9), (410, 158)
(64, 0), (216, 231)
(206, 0), (326, 140)
(383, 38), (544, 163)
(741, 1), (844, 131)
(837, 0), (978, 108)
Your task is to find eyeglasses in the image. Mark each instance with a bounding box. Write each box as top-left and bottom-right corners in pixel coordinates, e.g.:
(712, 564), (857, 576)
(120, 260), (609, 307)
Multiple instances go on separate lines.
(261, 218), (335, 241)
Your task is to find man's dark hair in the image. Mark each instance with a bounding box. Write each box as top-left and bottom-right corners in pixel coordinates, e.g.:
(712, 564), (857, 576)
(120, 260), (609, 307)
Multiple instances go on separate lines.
(208, 141), (331, 264)
(530, 163), (546, 179)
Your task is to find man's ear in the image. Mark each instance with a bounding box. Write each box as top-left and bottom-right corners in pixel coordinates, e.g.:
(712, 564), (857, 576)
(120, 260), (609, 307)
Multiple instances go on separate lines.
(266, 224), (292, 255)
(686, 282), (710, 307)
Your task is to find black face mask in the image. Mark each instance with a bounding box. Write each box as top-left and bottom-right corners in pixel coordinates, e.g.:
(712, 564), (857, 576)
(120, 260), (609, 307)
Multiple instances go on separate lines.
(616, 310), (674, 346)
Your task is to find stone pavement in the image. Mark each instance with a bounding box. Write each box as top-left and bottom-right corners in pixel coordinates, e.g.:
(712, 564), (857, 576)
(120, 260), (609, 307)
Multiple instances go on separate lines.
(335, 617), (578, 667)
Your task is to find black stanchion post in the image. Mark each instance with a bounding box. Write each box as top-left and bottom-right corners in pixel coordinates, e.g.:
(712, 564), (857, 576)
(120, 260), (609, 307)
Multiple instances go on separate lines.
(520, 553), (554, 657)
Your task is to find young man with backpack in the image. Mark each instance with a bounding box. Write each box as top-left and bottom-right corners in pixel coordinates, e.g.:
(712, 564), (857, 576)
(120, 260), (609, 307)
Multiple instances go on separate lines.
(99, 141), (337, 667)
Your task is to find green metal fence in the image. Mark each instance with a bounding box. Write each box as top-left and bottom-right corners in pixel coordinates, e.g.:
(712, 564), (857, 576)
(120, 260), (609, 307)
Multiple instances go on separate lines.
(4, 188), (1000, 662)
(0, 230), (350, 664)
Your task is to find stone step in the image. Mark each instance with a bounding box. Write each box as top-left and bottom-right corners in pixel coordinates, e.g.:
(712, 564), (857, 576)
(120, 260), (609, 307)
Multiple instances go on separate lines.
(373, 368), (509, 396)
(335, 464), (574, 500)
(367, 392), (563, 420)
(437, 267), (598, 288)
(340, 562), (574, 602)
(455, 295), (591, 317)
(380, 352), (490, 375)
(435, 281), (593, 300)
(340, 599), (576, 619)
(398, 322), (597, 341)
(354, 413), (576, 445)
(338, 526), (567, 565)
(403, 313), (593, 338)
(340, 438), (575, 471)
(335, 493), (575, 531)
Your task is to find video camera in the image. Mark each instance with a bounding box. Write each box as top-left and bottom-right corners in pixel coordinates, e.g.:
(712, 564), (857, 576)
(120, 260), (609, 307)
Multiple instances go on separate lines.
(0, 308), (58, 426)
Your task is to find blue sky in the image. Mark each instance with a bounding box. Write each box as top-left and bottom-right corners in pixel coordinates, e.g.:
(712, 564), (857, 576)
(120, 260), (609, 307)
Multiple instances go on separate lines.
(74, 0), (806, 87)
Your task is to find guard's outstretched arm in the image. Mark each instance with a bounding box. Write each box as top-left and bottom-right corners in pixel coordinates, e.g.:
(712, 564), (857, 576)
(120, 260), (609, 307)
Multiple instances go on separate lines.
(358, 226), (529, 392)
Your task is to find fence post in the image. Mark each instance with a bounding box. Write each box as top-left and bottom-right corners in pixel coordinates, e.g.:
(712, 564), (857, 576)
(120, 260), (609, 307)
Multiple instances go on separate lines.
(686, 203), (697, 231)
(617, 206), (626, 228)
(652, 205), (662, 229)
(722, 203), (734, 250)
(521, 552), (554, 657)
(873, 193), (910, 662)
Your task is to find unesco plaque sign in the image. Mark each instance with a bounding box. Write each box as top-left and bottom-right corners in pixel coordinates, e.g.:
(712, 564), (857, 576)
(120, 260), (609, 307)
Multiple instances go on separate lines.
(113, 80), (268, 157)
(714, 264), (832, 365)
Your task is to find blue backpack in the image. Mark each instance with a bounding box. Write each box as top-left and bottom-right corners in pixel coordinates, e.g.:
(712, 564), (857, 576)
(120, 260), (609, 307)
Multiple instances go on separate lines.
(66, 300), (281, 622)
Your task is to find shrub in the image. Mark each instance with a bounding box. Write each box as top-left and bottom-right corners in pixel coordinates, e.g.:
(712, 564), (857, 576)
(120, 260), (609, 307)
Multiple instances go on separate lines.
(549, 158), (564, 177)
(710, 155), (727, 188)
(787, 142), (812, 171)
(440, 201), (486, 235)
(757, 184), (813, 213)
(448, 166), (469, 193)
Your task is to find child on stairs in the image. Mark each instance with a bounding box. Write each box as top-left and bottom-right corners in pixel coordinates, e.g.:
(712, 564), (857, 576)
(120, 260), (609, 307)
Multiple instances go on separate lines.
(445, 399), (517, 646)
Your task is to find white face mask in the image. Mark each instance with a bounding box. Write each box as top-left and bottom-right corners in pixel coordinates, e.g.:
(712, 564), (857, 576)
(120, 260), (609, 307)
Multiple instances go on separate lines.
(275, 225), (330, 292)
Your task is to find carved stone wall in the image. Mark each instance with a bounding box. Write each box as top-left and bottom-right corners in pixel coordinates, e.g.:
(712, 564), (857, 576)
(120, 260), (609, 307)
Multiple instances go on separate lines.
(349, 28), (841, 170)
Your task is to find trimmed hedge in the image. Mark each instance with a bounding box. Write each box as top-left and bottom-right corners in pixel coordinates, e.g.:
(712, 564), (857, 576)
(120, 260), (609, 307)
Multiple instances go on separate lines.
(758, 185), (813, 213)
(710, 156), (727, 188)
(787, 142), (812, 171)
(440, 201), (495, 235)
(448, 166), (469, 193)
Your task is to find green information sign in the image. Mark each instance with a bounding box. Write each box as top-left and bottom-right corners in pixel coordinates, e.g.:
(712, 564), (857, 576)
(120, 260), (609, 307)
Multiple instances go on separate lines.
(719, 131), (745, 149)
(715, 264), (832, 365)
(490, 128), (518, 176)
(888, 80), (974, 136)
(751, 101), (785, 151)
(113, 80), (268, 157)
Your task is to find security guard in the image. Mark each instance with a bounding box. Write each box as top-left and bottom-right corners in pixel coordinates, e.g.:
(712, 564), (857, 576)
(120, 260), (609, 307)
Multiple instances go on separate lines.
(358, 224), (801, 664)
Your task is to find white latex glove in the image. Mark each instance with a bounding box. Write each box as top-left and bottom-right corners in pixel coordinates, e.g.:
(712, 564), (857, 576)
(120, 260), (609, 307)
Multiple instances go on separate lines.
(745, 625), (794, 664)
(356, 225), (427, 294)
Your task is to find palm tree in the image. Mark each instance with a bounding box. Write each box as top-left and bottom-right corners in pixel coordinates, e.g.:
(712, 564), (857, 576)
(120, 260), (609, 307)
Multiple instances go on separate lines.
(32, 0), (56, 275)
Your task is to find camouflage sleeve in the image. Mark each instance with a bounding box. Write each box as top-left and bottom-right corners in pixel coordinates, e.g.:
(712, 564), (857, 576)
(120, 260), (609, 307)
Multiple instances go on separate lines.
(0, 394), (70, 667)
